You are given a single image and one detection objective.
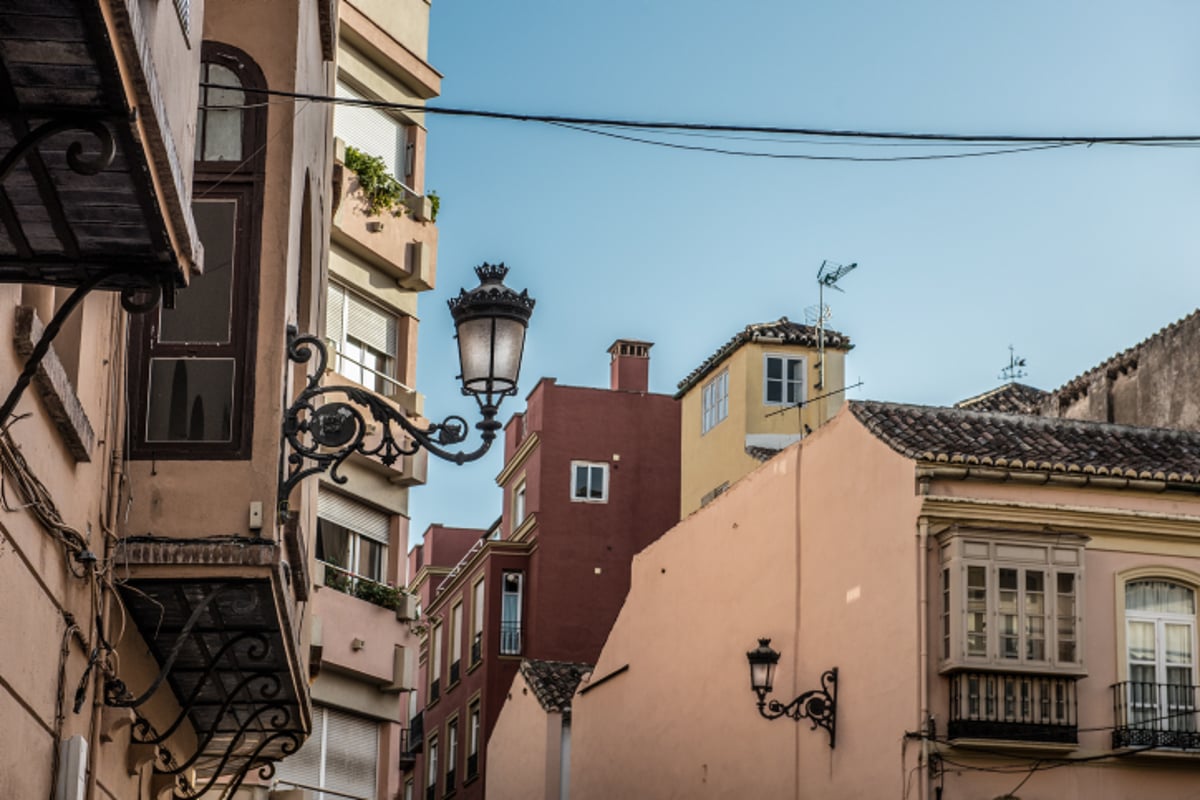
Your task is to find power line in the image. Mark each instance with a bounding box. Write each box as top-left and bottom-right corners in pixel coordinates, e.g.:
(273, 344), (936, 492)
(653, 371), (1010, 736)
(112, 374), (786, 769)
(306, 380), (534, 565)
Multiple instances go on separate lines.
(200, 82), (1200, 146)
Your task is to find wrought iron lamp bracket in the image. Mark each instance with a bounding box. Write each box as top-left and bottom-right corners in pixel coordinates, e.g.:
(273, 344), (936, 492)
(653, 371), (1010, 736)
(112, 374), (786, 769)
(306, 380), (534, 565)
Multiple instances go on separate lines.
(755, 667), (838, 748)
(278, 327), (499, 509)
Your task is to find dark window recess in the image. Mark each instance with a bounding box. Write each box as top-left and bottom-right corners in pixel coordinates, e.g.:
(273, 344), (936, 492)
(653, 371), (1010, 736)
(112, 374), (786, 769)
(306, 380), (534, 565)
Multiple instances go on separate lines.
(1113, 680), (1200, 749)
(430, 678), (440, 703)
(446, 769), (456, 793)
(406, 711), (424, 753)
(425, 786), (434, 800)
(450, 660), (461, 684)
(466, 753), (478, 779)
(947, 671), (1078, 743)
(471, 633), (482, 665)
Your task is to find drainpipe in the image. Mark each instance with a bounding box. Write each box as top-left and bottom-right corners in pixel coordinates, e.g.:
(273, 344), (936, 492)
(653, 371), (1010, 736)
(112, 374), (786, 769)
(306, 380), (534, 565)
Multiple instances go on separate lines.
(916, 515), (930, 800)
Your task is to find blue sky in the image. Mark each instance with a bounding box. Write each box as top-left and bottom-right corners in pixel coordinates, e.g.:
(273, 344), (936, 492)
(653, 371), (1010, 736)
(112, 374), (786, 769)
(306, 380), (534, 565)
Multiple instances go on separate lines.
(407, 1), (1200, 541)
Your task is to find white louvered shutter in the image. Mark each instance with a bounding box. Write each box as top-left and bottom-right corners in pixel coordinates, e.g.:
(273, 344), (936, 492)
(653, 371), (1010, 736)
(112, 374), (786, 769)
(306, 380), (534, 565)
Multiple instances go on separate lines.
(345, 291), (397, 359)
(323, 708), (379, 799)
(318, 491), (391, 545)
(325, 283), (346, 348)
(335, 82), (407, 182)
(275, 705), (324, 789)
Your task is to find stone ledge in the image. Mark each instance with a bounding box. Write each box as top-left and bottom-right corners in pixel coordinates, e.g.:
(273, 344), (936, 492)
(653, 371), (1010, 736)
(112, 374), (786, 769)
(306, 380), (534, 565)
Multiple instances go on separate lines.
(13, 305), (94, 462)
(115, 537), (281, 567)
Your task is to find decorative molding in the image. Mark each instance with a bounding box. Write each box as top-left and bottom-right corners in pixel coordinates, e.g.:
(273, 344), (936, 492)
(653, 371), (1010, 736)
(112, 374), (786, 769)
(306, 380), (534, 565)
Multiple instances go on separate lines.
(496, 432), (540, 486)
(13, 306), (93, 461)
(920, 495), (1200, 542)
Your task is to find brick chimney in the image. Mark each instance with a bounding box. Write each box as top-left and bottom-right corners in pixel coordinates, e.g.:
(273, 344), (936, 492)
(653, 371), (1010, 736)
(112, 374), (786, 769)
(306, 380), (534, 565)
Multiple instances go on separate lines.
(608, 339), (652, 392)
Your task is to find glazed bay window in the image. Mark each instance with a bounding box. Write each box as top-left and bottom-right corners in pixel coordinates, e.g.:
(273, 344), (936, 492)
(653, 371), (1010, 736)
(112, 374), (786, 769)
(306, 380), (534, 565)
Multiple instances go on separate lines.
(316, 491), (390, 585)
(940, 530), (1085, 744)
(701, 369), (729, 434)
(763, 354), (805, 406)
(571, 461), (608, 503)
(326, 281), (401, 398)
(131, 44), (264, 459)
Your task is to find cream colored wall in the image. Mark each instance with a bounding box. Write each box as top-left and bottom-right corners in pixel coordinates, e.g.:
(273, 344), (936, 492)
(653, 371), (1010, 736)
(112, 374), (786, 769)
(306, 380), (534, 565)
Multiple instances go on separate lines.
(344, 0), (432, 61)
(488, 671), (563, 800)
(679, 342), (849, 517)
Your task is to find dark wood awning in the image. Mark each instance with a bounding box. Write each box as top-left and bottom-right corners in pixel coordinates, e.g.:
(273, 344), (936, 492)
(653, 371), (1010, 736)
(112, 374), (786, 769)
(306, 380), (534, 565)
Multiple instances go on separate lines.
(0, 0), (185, 293)
(110, 540), (310, 799)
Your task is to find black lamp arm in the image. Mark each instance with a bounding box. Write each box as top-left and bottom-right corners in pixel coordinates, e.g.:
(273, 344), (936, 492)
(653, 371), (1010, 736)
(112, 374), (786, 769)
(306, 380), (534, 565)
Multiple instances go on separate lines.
(278, 330), (497, 509)
(755, 667), (838, 748)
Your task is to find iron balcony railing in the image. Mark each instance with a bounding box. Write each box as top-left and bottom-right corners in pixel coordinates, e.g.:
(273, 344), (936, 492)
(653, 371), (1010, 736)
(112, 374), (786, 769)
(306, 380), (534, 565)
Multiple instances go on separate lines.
(948, 670), (1078, 743)
(446, 768), (456, 793)
(430, 678), (441, 703)
(425, 785), (434, 800)
(1112, 680), (1200, 749)
(405, 711), (424, 754)
(500, 620), (522, 655)
(471, 632), (482, 665)
(450, 659), (461, 685)
(466, 752), (478, 780)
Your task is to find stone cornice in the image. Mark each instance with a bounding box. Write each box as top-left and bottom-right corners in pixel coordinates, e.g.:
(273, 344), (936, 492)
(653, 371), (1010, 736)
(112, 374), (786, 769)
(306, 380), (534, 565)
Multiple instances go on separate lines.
(920, 494), (1200, 542)
(496, 432), (540, 487)
(426, 539), (535, 613)
(340, 2), (442, 99)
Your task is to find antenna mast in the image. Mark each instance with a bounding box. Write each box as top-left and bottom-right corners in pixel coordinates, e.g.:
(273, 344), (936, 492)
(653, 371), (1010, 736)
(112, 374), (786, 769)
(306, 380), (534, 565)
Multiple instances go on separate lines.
(815, 260), (857, 389)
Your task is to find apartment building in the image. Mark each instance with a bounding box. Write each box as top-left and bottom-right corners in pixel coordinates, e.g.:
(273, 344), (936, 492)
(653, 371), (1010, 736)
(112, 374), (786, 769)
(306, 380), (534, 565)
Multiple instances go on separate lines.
(0, 1), (335, 798)
(406, 341), (681, 800)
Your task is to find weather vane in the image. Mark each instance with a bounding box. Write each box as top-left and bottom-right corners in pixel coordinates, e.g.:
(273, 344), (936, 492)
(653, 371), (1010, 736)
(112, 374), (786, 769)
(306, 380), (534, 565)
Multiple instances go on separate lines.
(999, 345), (1027, 381)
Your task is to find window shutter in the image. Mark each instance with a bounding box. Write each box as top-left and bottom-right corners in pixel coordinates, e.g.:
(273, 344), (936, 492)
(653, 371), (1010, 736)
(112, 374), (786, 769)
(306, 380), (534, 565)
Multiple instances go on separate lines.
(344, 291), (397, 357)
(325, 283), (345, 346)
(318, 491), (391, 545)
(335, 82), (406, 180)
(275, 705), (324, 789)
(323, 708), (379, 799)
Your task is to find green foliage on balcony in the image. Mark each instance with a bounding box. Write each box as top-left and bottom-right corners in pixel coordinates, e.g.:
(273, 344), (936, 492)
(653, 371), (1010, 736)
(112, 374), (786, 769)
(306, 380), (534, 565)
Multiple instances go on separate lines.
(322, 563), (405, 611)
(344, 146), (407, 217)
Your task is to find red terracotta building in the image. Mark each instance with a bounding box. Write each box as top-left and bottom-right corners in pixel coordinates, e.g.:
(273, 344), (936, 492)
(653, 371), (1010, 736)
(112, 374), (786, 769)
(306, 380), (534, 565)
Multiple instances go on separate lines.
(401, 340), (681, 799)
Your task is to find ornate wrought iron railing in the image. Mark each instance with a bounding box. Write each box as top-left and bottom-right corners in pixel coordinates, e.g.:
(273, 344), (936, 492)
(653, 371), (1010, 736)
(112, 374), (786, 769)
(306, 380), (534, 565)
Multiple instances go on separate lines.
(500, 620), (522, 656)
(947, 670), (1078, 743)
(1112, 680), (1200, 750)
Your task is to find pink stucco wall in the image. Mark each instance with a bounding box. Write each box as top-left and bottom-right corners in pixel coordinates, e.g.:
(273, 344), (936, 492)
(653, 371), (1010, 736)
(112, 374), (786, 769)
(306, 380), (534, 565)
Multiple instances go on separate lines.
(486, 670), (563, 800)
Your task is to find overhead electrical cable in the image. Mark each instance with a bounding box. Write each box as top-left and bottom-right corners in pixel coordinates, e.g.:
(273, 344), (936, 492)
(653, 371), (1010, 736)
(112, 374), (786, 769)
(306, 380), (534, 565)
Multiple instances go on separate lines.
(201, 82), (1200, 146)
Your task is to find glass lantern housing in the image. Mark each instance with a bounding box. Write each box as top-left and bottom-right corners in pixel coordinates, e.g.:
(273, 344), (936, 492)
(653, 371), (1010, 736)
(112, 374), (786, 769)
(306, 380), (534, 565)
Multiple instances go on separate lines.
(448, 263), (535, 410)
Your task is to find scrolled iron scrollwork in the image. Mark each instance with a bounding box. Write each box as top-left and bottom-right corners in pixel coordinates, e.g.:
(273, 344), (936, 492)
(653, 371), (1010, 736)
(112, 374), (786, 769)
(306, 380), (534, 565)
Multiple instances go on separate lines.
(756, 667), (838, 747)
(278, 328), (499, 508)
(0, 115), (118, 185)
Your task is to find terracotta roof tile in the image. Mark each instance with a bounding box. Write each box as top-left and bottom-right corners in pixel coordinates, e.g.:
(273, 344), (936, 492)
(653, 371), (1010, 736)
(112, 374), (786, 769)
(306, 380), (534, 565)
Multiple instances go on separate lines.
(850, 400), (1200, 486)
(520, 659), (593, 713)
(955, 382), (1049, 415)
(675, 317), (853, 397)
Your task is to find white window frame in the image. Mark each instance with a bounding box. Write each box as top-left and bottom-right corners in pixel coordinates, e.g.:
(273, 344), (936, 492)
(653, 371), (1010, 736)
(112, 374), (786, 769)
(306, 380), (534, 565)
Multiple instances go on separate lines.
(426, 735), (438, 792)
(316, 491), (391, 586)
(513, 480), (527, 527)
(938, 530), (1085, 674)
(501, 572), (523, 656)
(446, 717), (459, 790)
(431, 623), (443, 694)
(471, 578), (485, 664)
(571, 461), (609, 503)
(763, 353), (807, 407)
(325, 280), (402, 398)
(701, 369), (729, 434)
(450, 601), (463, 679)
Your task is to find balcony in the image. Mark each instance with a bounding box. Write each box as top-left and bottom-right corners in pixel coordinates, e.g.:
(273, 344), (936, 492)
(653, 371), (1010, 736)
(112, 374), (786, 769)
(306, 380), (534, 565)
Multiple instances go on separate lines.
(446, 768), (456, 794)
(947, 671), (1078, 744)
(466, 752), (478, 781)
(331, 158), (437, 291)
(1113, 680), (1200, 750)
(500, 620), (523, 656)
(430, 677), (441, 703)
(406, 711), (425, 755)
(471, 633), (482, 666)
(450, 659), (461, 685)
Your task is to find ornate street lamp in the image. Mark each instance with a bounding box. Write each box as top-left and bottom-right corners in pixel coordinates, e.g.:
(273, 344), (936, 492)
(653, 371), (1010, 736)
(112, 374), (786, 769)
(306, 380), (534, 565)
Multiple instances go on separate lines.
(746, 638), (839, 748)
(279, 263), (535, 508)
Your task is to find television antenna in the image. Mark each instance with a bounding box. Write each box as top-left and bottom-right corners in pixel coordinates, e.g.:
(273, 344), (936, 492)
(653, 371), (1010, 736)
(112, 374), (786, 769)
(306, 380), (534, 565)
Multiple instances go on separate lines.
(999, 345), (1027, 381)
(815, 260), (857, 389)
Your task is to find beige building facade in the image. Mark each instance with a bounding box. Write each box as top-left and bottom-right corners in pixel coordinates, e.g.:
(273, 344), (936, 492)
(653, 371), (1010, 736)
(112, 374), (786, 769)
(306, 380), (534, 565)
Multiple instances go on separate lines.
(571, 401), (1200, 799)
(676, 318), (852, 517)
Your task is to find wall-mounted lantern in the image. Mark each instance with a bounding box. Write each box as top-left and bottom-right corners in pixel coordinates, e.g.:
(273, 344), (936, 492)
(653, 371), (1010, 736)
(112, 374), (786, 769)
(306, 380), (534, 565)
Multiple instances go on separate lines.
(746, 638), (839, 748)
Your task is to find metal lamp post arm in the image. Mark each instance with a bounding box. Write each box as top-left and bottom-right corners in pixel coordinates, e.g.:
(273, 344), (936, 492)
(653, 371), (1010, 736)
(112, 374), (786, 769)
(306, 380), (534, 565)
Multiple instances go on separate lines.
(755, 667), (838, 748)
(279, 330), (499, 509)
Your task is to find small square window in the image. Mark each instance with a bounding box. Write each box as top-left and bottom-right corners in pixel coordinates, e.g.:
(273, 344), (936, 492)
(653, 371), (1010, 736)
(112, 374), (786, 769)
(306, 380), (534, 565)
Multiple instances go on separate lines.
(764, 354), (806, 406)
(571, 461), (608, 503)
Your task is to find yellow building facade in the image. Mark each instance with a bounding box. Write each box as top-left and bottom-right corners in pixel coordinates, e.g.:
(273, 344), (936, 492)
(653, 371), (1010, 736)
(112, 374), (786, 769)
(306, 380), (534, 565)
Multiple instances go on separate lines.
(676, 318), (852, 517)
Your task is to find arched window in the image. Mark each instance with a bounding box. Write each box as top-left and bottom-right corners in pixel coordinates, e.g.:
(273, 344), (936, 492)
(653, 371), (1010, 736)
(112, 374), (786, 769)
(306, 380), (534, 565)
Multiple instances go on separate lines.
(1125, 579), (1197, 734)
(130, 42), (265, 459)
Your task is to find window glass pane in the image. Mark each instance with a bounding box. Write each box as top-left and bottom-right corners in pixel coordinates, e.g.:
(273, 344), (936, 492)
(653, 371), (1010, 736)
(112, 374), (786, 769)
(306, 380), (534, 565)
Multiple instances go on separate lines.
(1127, 580), (1195, 614)
(146, 358), (234, 442)
(966, 565), (987, 657)
(766, 357), (781, 379)
(316, 520), (351, 570)
(161, 200), (236, 343)
(200, 64), (244, 161)
(574, 465), (588, 498)
(1166, 624), (1193, 666)
(1128, 620), (1157, 663)
(358, 537), (384, 582)
(590, 466), (604, 499)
